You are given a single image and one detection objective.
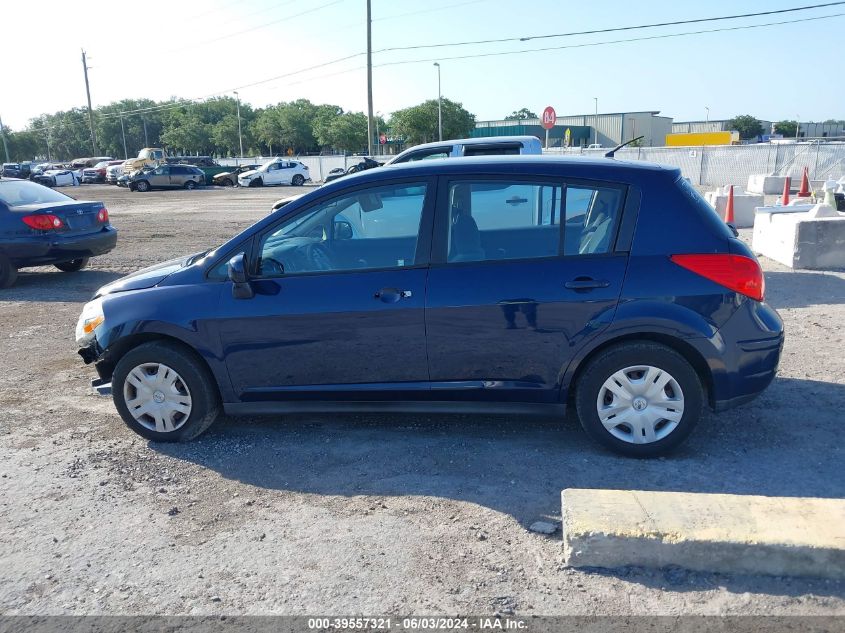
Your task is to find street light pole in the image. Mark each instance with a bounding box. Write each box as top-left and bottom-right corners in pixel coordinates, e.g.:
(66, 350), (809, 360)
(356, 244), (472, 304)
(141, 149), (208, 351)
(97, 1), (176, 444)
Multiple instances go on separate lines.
(593, 97), (598, 146)
(434, 62), (442, 142)
(795, 115), (800, 141)
(366, 0), (375, 157)
(234, 91), (244, 158)
(375, 111), (381, 155)
(705, 106), (710, 124)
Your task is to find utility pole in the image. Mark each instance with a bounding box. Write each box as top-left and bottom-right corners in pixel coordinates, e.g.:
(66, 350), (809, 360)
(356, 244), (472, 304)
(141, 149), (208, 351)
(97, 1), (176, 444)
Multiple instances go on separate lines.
(434, 63), (442, 141)
(0, 114), (9, 162)
(593, 97), (598, 146)
(119, 113), (128, 159)
(142, 116), (149, 147)
(81, 49), (98, 155)
(234, 91), (244, 158)
(366, 0), (374, 157)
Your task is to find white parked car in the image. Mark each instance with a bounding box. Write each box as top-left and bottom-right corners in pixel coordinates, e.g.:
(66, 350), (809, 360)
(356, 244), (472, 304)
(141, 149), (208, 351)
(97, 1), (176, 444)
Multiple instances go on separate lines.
(385, 135), (542, 165)
(238, 159), (310, 188)
(33, 168), (80, 187)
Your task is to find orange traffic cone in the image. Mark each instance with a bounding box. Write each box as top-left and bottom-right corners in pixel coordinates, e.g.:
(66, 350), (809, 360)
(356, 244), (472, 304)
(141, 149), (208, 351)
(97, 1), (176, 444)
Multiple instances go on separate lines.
(797, 167), (811, 197)
(781, 176), (791, 206)
(725, 185), (735, 224)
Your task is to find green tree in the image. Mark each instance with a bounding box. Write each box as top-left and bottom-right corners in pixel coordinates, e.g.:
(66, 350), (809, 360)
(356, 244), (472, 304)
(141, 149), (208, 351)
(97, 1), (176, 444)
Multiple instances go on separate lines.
(312, 104), (344, 150)
(161, 108), (211, 155)
(727, 114), (764, 140)
(774, 120), (798, 137)
(326, 112), (369, 153)
(390, 98), (476, 146)
(505, 108), (538, 120)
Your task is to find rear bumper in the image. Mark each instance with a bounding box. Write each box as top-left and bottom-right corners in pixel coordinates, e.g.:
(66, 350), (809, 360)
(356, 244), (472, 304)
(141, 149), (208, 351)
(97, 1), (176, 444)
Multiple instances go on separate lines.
(690, 299), (784, 410)
(5, 226), (118, 266)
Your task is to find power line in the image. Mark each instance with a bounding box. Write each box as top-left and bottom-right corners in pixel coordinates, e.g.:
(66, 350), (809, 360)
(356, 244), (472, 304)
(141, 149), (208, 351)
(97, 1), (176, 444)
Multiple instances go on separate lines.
(374, 12), (845, 67)
(373, 0), (486, 22)
(375, 1), (845, 52)
(11, 9), (844, 135)
(169, 0), (346, 51)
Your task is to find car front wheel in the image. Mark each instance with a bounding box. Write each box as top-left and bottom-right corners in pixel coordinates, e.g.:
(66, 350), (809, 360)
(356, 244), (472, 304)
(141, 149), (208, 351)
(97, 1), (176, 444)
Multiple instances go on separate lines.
(248, 178), (263, 187)
(55, 257), (89, 272)
(574, 342), (703, 458)
(134, 180), (150, 192)
(184, 180), (197, 190)
(112, 341), (221, 442)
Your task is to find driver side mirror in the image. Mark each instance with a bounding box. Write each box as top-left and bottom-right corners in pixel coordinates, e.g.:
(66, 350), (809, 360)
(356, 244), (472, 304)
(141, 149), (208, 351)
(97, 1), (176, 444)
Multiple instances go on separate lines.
(333, 220), (354, 240)
(227, 253), (254, 299)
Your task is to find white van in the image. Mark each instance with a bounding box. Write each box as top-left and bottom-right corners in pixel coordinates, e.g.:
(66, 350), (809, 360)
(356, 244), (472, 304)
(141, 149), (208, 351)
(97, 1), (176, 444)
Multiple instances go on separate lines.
(385, 136), (542, 165)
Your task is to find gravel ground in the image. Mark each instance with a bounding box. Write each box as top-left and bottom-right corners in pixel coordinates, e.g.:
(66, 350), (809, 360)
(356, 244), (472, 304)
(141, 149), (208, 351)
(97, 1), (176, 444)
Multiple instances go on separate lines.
(0, 184), (843, 616)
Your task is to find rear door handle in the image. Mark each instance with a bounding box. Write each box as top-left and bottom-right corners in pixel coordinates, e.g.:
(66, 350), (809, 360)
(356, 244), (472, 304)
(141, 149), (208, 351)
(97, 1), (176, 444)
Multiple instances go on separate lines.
(374, 288), (412, 303)
(565, 278), (610, 290)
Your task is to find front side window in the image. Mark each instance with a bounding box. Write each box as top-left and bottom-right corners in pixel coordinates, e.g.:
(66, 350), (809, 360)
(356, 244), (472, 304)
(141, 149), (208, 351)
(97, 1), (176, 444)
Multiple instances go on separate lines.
(446, 181), (562, 263)
(257, 182), (428, 276)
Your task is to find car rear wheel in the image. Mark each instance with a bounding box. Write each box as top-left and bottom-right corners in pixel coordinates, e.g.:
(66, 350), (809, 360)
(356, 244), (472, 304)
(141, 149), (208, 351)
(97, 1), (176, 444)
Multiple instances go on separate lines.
(291, 174), (305, 186)
(112, 341), (220, 442)
(574, 342), (703, 458)
(55, 257), (89, 272)
(135, 180), (150, 192)
(0, 253), (18, 288)
(184, 180), (197, 190)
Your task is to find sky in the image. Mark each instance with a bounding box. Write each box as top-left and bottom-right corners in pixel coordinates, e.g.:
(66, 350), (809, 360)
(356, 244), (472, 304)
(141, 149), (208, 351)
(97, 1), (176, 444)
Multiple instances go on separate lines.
(2, 0), (844, 131)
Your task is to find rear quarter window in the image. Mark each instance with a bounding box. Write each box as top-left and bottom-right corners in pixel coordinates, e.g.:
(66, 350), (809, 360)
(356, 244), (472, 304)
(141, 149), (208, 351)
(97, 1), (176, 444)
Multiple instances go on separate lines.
(675, 177), (734, 239)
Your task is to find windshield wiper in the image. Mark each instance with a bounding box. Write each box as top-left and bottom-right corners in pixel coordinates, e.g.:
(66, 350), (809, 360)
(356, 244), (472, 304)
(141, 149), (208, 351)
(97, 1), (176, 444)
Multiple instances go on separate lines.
(185, 250), (210, 266)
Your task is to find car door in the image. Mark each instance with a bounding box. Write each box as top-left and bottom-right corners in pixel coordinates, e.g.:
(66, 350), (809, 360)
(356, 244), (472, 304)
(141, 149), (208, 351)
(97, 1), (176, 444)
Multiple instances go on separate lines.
(147, 165), (170, 188)
(424, 175), (630, 403)
(263, 162), (283, 185)
(214, 177), (436, 401)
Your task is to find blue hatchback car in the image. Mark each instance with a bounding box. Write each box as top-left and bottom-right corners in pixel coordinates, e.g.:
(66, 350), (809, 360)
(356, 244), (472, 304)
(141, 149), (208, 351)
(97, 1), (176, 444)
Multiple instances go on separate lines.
(75, 156), (783, 457)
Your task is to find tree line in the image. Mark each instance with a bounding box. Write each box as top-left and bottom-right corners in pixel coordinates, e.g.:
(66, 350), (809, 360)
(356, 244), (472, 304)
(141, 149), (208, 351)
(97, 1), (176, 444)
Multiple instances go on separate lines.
(1, 97), (477, 162)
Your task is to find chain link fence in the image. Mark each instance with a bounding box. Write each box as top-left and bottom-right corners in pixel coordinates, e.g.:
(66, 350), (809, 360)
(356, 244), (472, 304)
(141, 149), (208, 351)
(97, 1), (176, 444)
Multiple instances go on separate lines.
(545, 142), (845, 187)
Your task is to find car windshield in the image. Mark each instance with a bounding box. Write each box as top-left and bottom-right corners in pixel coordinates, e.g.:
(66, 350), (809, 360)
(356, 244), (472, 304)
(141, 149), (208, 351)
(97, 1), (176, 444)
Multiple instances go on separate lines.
(94, 161), (110, 169)
(0, 180), (73, 207)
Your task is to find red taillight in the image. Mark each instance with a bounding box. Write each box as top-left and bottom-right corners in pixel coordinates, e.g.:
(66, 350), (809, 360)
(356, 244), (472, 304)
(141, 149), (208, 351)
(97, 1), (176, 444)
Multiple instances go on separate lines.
(22, 214), (64, 230)
(670, 254), (765, 301)
(97, 207), (109, 223)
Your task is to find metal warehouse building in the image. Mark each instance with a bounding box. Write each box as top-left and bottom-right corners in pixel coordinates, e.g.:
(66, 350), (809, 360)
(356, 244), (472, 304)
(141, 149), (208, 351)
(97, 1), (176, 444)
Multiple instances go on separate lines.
(673, 119), (845, 139)
(473, 111), (673, 148)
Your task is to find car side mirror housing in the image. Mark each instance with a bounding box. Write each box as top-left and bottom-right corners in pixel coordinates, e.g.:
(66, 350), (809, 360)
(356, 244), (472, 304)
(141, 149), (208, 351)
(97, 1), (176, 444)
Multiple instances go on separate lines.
(227, 253), (254, 299)
(333, 220), (354, 240)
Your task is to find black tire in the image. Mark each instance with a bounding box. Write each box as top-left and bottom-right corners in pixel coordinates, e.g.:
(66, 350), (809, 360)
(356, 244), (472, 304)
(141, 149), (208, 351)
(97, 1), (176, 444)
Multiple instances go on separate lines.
(221, 178), (234, 187)
(184, 180), (197, 190)
(574, 342), (703, 458)
(249, 177), (263, 188)
(291, 174), (305, 186)
(55, 257), (89, 272)
(0, 252), (17, 288)
(112, 341), (221, 442)
(135, 180), (150, 192)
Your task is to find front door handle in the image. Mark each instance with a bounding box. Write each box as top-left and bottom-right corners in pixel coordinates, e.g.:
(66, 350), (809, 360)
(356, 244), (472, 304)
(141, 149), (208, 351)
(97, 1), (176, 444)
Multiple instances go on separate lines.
(374, 288), (412, 303)
(565, 277), (610, 291)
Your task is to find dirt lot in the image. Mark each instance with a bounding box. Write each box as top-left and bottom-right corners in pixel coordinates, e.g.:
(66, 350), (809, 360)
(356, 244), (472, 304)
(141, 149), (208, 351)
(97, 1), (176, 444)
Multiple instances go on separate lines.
(0, 184), (843, 616)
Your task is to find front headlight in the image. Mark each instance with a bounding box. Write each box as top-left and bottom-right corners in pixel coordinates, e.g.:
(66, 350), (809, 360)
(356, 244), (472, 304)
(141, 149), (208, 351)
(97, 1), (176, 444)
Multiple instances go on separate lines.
(75, 299), (105, 346)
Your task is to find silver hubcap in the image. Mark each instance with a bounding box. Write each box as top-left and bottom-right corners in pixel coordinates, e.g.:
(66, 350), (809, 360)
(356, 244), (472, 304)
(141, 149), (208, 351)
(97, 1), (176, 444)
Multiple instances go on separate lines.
(123, 363), (192, 433)
(596, 365), (685, 444)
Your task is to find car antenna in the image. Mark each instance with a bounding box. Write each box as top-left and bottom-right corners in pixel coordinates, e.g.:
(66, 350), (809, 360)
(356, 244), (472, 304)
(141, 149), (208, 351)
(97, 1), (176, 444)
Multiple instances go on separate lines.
(605, 136), (644, 158)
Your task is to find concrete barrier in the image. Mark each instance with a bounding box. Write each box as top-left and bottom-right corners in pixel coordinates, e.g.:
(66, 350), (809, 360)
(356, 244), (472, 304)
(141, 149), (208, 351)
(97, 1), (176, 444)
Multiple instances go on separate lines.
(561, 489), (845, 579)
(753, 204), (845, 269)
(704, 186), (764, 228)
(746, 174), (789, 195)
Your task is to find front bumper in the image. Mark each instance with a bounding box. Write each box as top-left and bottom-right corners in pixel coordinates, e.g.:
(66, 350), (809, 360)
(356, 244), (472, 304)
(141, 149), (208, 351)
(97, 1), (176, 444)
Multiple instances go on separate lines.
(6, 226), (118, 266)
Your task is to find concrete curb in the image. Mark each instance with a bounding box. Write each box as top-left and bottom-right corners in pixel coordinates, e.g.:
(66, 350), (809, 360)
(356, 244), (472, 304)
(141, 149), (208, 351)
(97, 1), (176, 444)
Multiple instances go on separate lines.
(562, 489), (845, 579)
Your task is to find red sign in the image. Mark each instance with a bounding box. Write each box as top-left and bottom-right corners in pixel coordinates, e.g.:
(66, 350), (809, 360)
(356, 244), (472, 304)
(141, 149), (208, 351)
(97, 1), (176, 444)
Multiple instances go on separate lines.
(379, 133), (387, 145)
(541, 106), (556, 130)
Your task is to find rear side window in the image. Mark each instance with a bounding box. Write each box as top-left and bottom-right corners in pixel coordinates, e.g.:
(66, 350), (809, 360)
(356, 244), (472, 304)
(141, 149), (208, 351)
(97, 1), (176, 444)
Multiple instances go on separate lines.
(675, 177), (734, 239)
(447, 181), (562, 263)
(564, 185), (624, 255)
